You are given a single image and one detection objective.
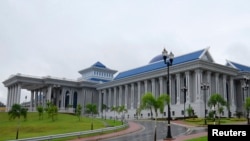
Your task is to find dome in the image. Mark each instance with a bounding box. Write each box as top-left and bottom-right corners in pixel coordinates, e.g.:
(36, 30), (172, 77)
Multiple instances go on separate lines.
(149, 54), (163, 64)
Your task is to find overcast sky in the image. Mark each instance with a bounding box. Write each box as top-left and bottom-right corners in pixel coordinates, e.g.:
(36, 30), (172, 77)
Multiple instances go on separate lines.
(1, 0), (250, 105)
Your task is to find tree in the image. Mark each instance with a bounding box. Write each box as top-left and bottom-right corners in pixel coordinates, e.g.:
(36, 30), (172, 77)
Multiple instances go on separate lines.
(44, 101), (58, 121)
(244, 97), (250, 124)
(111, 106), (118, 123)
(158, 94), (170, 116)
(76, 104), (82, 121)
(85, 103), (97, 130)
(140, 92), (157, 119)
(8, 104), (28, 139)
(0, 101), (6, 107)
(36, 106), (44, 120)
(208, 93), (226, 125)
(186, 104), (194, 119)
(117, 105), (127, 124)
(85, 104), (98, 115)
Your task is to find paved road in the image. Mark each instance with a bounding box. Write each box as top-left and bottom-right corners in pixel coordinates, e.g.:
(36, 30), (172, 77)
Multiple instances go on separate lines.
(101, 120), (188, 141)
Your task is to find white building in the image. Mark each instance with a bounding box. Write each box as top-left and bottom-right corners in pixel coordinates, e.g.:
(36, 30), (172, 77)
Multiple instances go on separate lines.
(2, 47), (250, 119)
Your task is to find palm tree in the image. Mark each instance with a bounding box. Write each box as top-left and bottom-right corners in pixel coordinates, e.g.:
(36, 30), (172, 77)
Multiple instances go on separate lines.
(36, 105), (44, 120)
(111, 106), (118, 123)
(44, 101), (58, 121)
(244, 97), (250, 124)
(86, 103), (98, 130)
(186, 104), (195, 119)
(140, 92), (157, 119)
(208, 93), (226, 125)
(158, 94), (170, 117)
(8, 104), (28, 139)
(85, 103), (98, 115)
(76, 104), (82, 121)
(117, 105), (127, 124)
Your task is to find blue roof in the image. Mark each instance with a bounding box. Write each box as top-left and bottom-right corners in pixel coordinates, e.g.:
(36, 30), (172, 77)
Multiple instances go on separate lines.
(114, 49), (205, 80)
(229, 61), (250, 72)
(92, 61), (106, 68)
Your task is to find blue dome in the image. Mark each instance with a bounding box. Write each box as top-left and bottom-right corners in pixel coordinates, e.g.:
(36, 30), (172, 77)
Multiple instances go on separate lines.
(149, 54), (163, 64)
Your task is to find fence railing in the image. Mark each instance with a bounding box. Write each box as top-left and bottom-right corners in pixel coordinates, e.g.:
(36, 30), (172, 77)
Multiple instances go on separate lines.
(7, 122), (128, 141)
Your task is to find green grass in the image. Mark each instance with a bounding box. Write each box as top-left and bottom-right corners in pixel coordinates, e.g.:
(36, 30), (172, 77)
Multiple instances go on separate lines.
(182, 117), (247, 141)
(0, 112), (122, 141)
(184, 117), (246, 126)
(185, 136), (207, 141)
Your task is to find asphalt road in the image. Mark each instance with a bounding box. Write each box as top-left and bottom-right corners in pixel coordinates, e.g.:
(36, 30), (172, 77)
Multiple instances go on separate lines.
(101, 120), (188, 141)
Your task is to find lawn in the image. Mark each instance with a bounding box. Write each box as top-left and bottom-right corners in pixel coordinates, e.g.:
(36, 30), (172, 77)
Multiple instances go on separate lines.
(183, 117), (247, 141)
(0, 112), (122, 141)
(185, 136), (207, 141)
(184, 117), (246, 126)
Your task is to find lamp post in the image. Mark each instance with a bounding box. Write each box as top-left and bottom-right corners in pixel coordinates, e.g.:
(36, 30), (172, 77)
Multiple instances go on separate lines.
(181, 86), (187, 119)
(201, 82), (209, 125)
(212, 105), (216, 125)
(162, 48), (174, 139)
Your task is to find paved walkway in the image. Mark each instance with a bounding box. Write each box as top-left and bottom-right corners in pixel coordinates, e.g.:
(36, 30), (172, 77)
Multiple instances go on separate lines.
(70, 120), (208, 141)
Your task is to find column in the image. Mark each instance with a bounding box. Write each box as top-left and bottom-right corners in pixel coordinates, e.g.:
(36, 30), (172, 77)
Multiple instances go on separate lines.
(206, 71), (211, 97)
(98, 90), (102, 112)
(230, 77), (235, 106)
(35, 90), (38, 108)
(108, 88), (111, 109)
(195, 69), (202, 102)
(215, 73), (219, 93)
(114, 87), (117, 107)
(151, 78), (156, 97)
(119, 86), (122, 106)
(6, 87), (10, 111)
(137, 81), (141, 107)
(30, 90), (34, 111)
(176, 73), (181, 104)
(144, 80), (148, 93)
(159, 77), (163, 95)
(10, 86), (14, 107)
(185, 71), (190, 104)
(131, 83), (134, 109)
(125, 85), (128, 108)
(47, 85), (52, 102)
(103, 89), (107, 105)
(223, 75), (227, 101)
(17, 84), (21, 104)
(169, 74), (172, 104)
(13, 85), (16, 104)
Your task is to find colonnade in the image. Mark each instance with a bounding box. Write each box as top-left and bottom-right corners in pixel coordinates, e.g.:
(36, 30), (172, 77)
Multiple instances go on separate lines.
(98, 69), (237, 117)
(6, 83), (21, 111)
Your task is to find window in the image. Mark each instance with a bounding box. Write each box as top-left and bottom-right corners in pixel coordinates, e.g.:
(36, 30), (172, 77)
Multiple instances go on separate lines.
(172, 111), (175, 116)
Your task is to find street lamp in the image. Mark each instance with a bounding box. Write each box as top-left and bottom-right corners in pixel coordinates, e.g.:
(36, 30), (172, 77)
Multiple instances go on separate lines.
(201, 82), (209, 125)
(181, 86), (187, 119)
(162, 48), (174, 139)
(212, 105), (216, 125)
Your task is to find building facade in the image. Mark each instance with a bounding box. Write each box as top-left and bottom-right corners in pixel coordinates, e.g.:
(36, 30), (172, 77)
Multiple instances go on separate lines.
(2, 48), (250, 119)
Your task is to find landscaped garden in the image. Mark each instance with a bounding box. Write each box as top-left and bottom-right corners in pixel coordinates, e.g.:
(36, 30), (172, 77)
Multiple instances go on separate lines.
(181, 117), (247, 141)
(0, 112), (122, 141)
